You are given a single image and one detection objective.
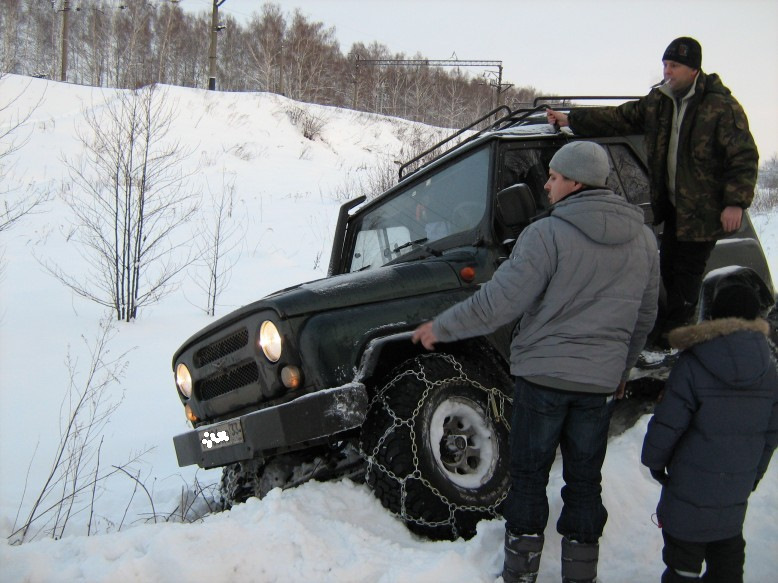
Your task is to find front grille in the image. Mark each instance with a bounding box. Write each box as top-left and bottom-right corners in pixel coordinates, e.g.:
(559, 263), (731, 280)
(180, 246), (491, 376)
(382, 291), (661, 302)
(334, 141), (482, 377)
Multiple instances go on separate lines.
(195, 328), (249, 367)
(198, 361), (260, 401)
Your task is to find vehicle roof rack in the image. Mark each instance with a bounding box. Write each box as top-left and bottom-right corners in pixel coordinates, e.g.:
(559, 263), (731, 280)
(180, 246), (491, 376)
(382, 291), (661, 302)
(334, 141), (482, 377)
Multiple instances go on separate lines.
(398, 105), (509, 180)
(398, 104), (549, 180)
(532, 95), (642, 108)
(398, 96), (643, 181)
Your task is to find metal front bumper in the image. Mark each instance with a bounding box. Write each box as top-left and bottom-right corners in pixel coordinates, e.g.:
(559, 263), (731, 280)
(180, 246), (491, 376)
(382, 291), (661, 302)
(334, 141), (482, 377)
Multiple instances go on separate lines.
(173, 382), (368, 469)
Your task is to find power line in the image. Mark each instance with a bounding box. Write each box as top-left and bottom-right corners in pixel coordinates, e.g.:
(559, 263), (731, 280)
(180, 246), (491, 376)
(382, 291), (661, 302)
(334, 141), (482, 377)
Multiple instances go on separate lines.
(353, 56), (510, 109)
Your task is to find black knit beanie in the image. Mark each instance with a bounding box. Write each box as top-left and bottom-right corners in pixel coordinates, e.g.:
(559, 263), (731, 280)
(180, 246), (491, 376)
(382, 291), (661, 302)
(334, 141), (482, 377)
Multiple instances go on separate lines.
(663, 37), (702, 70)
(710, 283), (761, 320)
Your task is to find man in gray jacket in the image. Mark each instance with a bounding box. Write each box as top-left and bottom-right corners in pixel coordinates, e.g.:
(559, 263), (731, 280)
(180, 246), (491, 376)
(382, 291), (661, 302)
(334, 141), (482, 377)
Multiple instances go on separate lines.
(413, 141), (659, 583)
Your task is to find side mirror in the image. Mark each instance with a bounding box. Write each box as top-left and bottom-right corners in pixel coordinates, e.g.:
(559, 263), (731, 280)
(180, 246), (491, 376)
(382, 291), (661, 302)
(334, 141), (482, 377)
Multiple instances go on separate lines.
(496, 183), (537, 230)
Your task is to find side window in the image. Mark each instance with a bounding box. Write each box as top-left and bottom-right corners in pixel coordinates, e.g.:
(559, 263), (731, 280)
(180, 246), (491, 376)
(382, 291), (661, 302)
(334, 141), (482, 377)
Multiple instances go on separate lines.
(605, 144), (652, 222)
(498, 146), (557, 211)
(499, 142), (654, 227)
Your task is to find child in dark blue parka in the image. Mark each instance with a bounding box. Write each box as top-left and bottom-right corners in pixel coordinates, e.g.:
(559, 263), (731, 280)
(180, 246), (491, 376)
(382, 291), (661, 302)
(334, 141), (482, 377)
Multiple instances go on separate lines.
(641, 282), (778, 583)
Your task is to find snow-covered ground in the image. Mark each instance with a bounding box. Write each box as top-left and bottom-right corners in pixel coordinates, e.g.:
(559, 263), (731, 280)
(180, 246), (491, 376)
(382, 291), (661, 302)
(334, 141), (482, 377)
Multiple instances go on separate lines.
(0, 74), (776, 582)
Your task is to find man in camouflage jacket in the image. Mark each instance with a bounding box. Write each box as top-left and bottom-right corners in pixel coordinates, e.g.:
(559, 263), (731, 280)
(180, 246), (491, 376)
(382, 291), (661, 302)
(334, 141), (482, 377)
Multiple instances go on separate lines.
(547, 37), (759, 341)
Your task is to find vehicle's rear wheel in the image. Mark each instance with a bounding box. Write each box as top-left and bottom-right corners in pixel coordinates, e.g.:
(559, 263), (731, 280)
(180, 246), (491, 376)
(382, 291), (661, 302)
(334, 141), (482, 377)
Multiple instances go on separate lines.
(360, 352), (512, 540)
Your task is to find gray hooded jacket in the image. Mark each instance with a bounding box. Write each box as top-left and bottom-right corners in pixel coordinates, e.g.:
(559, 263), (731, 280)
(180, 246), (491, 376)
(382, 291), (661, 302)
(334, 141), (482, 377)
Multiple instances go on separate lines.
(432, 189), (659, 393)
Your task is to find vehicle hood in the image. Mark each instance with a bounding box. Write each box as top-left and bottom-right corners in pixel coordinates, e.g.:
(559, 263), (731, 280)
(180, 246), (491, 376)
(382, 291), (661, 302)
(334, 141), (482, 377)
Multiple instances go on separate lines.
(174, 260), (463, 356)
(270, 260), (462, 316)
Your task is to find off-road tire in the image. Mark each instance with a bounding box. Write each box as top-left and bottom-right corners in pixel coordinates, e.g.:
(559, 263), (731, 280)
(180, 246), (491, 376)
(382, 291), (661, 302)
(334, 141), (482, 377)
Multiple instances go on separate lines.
(360, 353), (512, 540)
(219, 458), (265, 509)
(219, 455), (305, 509)
(220, 445), (365, 509)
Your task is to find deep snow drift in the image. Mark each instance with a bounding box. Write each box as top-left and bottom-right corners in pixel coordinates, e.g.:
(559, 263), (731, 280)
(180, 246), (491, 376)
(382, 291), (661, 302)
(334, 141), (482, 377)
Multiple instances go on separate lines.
(0, 74), (776, 582)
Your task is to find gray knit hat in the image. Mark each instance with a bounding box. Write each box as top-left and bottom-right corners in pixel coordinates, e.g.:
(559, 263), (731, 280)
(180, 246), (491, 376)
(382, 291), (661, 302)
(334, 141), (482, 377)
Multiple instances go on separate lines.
(549, 141), (610, 188)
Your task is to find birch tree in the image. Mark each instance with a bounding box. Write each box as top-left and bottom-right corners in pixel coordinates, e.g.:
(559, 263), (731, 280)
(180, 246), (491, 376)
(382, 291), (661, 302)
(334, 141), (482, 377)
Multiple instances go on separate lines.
(194, 171), (245, 316)
(49, 84), (198, 321)
(0, 74), (49, 234)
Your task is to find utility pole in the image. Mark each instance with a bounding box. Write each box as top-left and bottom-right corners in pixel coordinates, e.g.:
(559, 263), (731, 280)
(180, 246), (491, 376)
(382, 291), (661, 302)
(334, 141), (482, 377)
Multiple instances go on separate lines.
(208, 0), (227, 90)
(60, 0), (71, 81)
(487, 63), (513, 109)
(352, 55), (360, 110)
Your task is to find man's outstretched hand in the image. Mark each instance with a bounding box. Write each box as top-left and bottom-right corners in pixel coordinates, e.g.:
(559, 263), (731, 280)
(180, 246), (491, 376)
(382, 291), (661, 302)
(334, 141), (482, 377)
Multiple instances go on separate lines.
(546, 108), (570, 128)
(412, 321), (438, 351)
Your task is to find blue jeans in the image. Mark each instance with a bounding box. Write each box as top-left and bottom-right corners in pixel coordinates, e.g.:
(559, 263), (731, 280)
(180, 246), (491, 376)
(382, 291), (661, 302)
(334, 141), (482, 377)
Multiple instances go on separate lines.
(502, 377), (614, 543)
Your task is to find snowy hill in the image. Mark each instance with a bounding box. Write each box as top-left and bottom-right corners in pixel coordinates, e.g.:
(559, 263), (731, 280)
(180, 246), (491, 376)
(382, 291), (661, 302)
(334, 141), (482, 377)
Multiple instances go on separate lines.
(0, 74), (776, 582)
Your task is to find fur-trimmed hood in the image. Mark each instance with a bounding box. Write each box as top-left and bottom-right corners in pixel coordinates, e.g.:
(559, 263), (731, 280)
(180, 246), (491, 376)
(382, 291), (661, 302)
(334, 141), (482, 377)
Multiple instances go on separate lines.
(669, 318), (770, 350)
(669, 318), (773, 388)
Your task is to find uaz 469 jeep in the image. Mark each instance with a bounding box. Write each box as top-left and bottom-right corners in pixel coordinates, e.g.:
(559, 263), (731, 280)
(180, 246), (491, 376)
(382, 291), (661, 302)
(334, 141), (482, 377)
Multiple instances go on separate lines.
(171, 103), (775, 540)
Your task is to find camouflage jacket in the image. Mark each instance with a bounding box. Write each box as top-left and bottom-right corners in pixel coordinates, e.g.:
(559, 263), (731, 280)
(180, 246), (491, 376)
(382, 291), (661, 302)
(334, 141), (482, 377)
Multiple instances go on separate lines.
(568, 72), (758, 241)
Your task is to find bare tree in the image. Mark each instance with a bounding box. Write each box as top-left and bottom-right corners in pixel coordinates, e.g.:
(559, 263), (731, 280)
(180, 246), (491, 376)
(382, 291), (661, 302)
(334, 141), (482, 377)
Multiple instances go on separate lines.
(0, 0), (23, 73)
(11, 318), (129, 543)
(284, 9), (339, 103)
(153, 0), (185, 84)
(194, 170), (246, 316)
(5, 1), (543, 128)
(442, 70), (468, 129)
(46, 84), (199, 321)
(245, 4), (287, 93)
(0, 74), (49, 234)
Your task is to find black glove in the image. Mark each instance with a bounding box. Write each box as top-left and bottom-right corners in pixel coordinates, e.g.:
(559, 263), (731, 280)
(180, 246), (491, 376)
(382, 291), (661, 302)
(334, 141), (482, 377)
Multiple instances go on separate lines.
(650, 468), (668, 485)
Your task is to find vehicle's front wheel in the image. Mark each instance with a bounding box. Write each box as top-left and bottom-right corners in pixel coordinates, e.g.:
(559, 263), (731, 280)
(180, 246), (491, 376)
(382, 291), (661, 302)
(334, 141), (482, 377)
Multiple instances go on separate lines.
(360, 352), (512, 540)
(219, 443), (364, 509)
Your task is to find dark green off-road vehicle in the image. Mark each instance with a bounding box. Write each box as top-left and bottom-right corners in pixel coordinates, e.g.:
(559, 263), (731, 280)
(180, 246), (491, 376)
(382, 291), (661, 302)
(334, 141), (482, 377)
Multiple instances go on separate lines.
(171, 103), (775, 540)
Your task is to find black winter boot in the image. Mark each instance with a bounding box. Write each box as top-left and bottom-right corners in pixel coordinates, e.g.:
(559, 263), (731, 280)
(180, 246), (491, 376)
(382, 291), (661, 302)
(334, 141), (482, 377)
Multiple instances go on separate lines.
(561, 536), (599, 583)
(502, 530), (544, 583)
(660, 567), (702, 582)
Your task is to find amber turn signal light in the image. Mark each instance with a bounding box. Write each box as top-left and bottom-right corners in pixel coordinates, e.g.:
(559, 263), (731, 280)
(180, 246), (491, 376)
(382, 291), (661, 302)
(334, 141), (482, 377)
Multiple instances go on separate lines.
(460, 266), (476, 282)
(185, 404), (199, 423)
(281, 365), (303, 389)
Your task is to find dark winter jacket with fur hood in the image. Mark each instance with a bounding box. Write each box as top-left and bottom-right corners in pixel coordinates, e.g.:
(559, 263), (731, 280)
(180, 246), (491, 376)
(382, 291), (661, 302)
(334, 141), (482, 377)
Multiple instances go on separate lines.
(641, 317), (778, 542)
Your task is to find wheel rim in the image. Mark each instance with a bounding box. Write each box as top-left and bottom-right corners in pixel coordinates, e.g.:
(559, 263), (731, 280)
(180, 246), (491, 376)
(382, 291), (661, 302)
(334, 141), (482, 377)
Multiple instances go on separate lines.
(428, 395), (498, 489)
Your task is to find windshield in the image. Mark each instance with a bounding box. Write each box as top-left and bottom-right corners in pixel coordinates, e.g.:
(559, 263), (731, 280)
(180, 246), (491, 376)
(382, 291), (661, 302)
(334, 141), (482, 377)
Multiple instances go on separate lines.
(347, 147), (490, 272)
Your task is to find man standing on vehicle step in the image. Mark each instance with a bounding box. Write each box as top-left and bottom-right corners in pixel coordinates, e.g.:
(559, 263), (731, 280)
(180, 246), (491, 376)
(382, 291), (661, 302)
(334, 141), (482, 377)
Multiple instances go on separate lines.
(547, 37), (758, 347)
(412, 141), (659, 582)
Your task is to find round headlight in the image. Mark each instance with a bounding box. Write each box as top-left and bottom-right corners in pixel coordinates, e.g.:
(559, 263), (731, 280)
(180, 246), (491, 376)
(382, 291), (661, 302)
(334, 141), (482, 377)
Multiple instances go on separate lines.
(259, 320), (282, 362)
(176, 363), (193, 398)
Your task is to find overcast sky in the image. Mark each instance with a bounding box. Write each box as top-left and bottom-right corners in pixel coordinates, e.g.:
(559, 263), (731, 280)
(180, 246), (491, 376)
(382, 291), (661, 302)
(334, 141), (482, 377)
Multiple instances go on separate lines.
(181, 0), (778, 160)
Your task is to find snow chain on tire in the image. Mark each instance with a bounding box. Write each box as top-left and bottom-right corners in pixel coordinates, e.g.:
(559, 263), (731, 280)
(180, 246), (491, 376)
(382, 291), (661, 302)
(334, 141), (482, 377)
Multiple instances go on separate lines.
(360, 352), (512, 540)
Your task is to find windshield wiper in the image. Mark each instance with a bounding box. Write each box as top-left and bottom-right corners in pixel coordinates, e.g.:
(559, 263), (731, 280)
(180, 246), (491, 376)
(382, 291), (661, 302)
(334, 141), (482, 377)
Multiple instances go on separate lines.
(392, 237), (429, 253)
(392, 237), (442, 258)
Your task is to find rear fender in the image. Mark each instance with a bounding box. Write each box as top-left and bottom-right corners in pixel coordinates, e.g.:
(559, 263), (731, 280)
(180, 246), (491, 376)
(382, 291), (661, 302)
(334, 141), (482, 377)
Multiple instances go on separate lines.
(706, 214), (774, 298)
